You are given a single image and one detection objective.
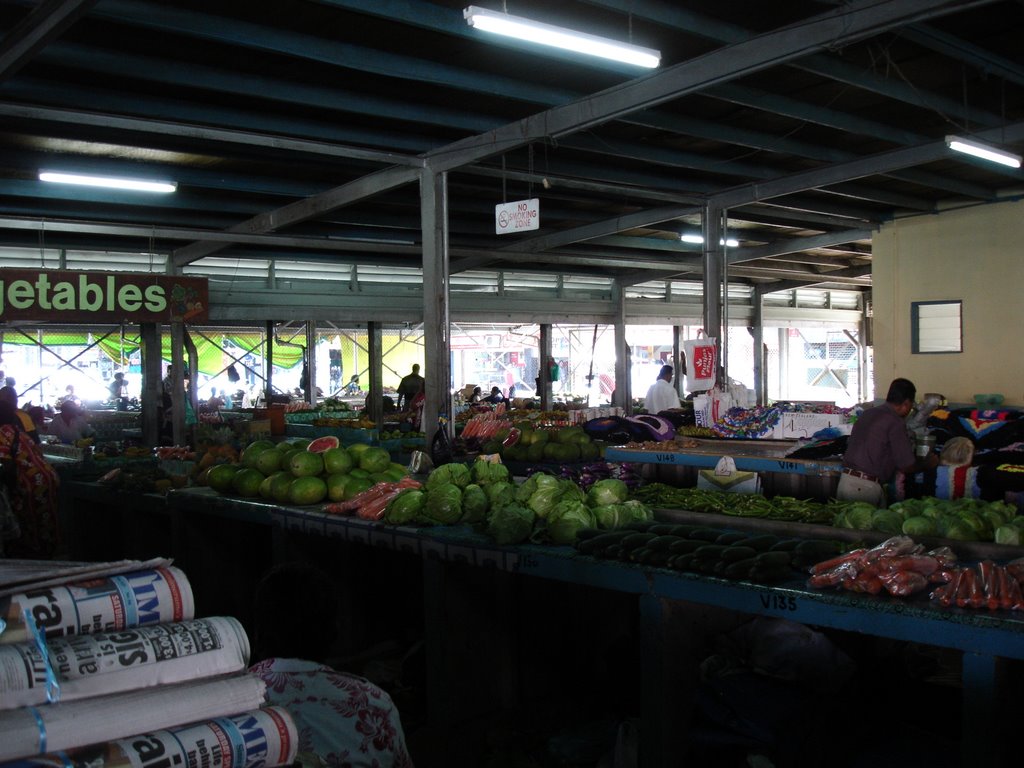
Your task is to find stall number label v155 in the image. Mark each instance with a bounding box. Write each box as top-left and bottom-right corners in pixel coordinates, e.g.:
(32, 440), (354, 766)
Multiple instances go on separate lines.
(495, 198), (539, 234)
(760, 592), (798, 612)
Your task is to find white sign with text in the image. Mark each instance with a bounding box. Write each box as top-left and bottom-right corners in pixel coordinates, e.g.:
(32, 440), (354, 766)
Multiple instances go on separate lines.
(495, 198), (540, 234)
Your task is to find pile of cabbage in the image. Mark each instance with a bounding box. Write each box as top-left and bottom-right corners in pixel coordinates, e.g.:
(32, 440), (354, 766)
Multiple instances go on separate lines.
(382, 459), (652, 546)
(834, 496), (1024, 544)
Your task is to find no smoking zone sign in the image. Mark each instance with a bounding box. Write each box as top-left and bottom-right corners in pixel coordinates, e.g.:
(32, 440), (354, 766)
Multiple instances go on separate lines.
(495, 198), (540, 234)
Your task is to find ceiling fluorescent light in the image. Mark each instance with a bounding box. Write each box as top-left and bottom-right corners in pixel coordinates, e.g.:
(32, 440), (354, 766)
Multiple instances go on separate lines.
(464, 6), (660, 68)
(39, 171), (177, 193)
(945, 136), (1021, 169)
(681, 234), (739, 247)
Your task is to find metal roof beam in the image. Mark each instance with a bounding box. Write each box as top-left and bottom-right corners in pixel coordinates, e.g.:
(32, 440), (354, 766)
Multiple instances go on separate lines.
(0, 0), (97, 80)
(426, 0), (984, 173)
(902, 24), (1024, 86)
(0, 103), (422, 167)
(726, 230), (875, 264)
(711, 121), (1024, 210)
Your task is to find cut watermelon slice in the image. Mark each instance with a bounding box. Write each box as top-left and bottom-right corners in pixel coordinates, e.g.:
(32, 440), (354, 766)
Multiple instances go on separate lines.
(307, 435), (341, 453)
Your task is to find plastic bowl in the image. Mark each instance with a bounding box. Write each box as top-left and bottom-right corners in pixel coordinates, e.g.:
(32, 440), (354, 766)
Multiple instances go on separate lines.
(973, 394), (1005, 407)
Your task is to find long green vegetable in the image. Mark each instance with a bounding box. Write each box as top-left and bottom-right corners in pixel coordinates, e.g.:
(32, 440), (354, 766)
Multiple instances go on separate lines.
(632, 483), (838, 525)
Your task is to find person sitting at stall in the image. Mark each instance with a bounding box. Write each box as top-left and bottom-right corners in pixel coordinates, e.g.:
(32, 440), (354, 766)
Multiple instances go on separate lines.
(644, 364), (681, 414)
(108, 372), (129, 411)
(207, 387), (226, 410)
(468, 386), (482, 403)
(344, 375), (361, 395)
(0, 400), (60, 559)
(483, 386), (505, 404)
(47, 398), (95, 445)
(60, 384), (81, 408)
(249, 562), (414, 768)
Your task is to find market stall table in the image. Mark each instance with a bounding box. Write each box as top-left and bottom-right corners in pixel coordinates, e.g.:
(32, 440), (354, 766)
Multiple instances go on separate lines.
(58, 482), (1024, 767)
(605, 438), (841, 499)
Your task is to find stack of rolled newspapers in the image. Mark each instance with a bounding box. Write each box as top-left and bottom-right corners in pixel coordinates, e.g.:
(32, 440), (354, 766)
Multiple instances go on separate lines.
(0, 558), (298, 768)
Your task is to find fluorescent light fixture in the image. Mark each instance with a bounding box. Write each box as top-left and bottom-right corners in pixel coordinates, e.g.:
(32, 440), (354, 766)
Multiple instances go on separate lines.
(945, 136), (1021, 169)
(39, 171), (177, 193)
(681, 233), (739, 247)
(464, 6), (660, 68)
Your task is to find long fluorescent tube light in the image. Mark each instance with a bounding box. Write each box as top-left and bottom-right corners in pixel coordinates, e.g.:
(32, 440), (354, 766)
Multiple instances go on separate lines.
(464, 6), (660, 68)
(681, 234), (739, 247)
(945, 136), (1021, 169)
(39, 171), (177, 193)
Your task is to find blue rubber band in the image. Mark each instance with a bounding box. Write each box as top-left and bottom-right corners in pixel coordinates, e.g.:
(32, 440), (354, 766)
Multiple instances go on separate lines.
(22, 609), (61, 704)
(28, 706), (47, 754)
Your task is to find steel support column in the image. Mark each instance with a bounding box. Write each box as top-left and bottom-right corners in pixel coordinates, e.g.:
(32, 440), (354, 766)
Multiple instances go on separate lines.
(367, 322), (383, 430)
(169, 322), (185, 446)
(613, 280), (630, 412)
(140, 322), (161, 447)
(305, 321), (317, 406)
(421, 167), (452, 444)
(752, 287), (766, 405)
(672, 325), (683, 400)
(702, 204), (724, 386)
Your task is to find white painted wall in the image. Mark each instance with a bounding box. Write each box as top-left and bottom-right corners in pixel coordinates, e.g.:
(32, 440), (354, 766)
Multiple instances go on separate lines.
(873, 199), (1024, 406)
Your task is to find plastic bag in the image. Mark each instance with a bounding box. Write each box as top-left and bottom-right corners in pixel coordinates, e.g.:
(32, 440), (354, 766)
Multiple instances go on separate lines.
(683, 336), (717, 391)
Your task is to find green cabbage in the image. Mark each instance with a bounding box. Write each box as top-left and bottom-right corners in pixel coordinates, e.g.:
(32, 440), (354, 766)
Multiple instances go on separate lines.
(485, 502), (535, 545)
(585, 478), (629, 508)
(528, 478), (585, 518)
(995, 525), (1021, 545)
(426, 463), (472, 491)
(485, 480), (516, 510)
(460, 483), (489, 524)
(936, 516), (978, 541)
(423, 483), (463, 525)
(471, 459), (511, 486)
(594, 501), (651, 529)
(871, 509), (904, 535)
(620, 499), (653, 521)
(545, 499), (596, 545)
(835, 502), (876, 530)
(901, 515), (937, 537)
(384, 489), (425, 525)
(515, 473), (541, 503)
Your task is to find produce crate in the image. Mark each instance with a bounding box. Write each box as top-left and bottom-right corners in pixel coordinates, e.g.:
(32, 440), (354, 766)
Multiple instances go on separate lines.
(284, 411), (322, 424)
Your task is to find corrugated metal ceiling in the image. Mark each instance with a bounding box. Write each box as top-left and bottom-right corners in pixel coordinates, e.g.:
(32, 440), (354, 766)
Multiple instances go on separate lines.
(0, 0), (1022, 297)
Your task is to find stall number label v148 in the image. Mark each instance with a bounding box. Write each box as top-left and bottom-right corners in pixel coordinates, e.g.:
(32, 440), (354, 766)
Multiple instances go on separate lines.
(495, 198), (539, 234)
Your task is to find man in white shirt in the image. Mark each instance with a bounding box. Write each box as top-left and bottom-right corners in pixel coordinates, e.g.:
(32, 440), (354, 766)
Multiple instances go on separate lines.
(644, 364), (681, 414)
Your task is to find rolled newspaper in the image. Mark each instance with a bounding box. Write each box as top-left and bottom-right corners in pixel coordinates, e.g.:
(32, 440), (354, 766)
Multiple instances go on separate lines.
(0, 616), (250, 710)
(0, 566), (194, 646)
(11, 707), (298, 768)
(0, 673), (266, 761)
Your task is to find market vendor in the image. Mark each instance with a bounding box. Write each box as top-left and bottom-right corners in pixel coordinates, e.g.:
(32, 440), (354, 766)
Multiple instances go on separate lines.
(47, 398), (95, 445)
(837, 377), (939, 507)
(644, 364), (681, 414)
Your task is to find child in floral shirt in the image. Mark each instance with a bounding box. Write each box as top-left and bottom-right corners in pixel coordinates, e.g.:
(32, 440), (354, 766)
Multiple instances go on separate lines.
(250, 563), (414, 768)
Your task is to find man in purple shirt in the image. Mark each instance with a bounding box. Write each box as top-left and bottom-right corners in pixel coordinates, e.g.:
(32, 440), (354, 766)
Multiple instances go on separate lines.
(836, 378), (939, 507)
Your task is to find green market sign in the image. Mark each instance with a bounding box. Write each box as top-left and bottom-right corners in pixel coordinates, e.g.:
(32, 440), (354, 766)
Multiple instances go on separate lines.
(0, 269), (209, 323)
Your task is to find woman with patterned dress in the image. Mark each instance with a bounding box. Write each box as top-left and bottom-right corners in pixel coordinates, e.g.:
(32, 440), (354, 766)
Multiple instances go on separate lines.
(249, 563), (414, 768)
(0, 401), (60, 558)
